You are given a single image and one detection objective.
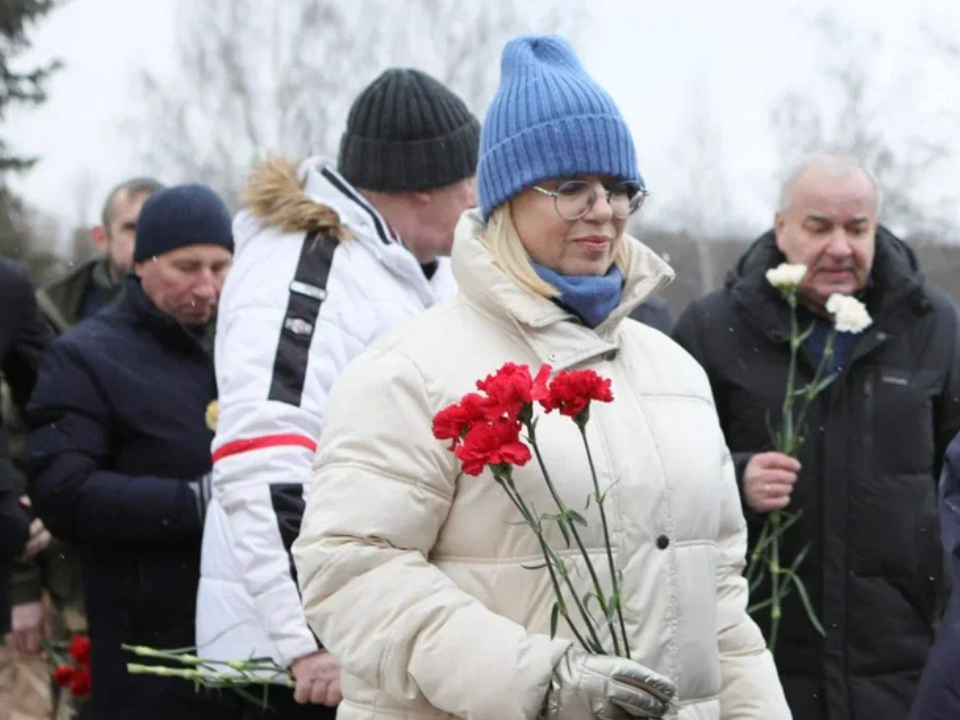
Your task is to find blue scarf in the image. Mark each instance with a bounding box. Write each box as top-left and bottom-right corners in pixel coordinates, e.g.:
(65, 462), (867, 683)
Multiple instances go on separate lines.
(533, 263), (625, 328)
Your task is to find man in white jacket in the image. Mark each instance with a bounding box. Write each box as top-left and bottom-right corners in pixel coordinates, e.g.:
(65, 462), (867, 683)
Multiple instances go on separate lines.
(196, 68), (480, 718)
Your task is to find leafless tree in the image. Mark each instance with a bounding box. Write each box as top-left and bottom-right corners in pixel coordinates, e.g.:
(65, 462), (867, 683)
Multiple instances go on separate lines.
(645, 84), (744, 293)
(770, 10), (956, 238)
(127, 0), (586, 209)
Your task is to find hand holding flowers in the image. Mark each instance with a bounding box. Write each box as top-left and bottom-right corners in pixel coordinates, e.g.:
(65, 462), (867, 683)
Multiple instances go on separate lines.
(748, 263), (872, 650)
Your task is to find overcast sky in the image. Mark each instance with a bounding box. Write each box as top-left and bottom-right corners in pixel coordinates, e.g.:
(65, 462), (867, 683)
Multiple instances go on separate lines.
(5, 0), (960, 243)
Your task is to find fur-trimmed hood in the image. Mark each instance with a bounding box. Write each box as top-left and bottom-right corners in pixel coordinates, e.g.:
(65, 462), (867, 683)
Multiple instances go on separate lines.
(240, 156), (349, 240)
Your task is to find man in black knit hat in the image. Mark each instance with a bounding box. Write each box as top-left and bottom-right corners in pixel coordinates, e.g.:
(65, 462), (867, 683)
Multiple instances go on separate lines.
(194, 68), (479, 719)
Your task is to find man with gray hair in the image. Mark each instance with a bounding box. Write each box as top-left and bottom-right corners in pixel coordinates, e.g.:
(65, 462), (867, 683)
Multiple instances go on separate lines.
(673, 152), (960, 720)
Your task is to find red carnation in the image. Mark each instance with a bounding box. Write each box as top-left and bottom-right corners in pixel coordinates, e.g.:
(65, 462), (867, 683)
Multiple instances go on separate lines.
(53, 665), (75, 688)
(476, 363), (552, 421)
(541, 369), (614, 421)
(455, 418), (532, 476)
(68, 634), (91, 666)
(433, 393), (490, 449)
(69, 667), (92, 698)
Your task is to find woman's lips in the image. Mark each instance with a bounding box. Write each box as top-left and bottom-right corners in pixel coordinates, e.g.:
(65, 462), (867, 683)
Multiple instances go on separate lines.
(575, 236), (612, 251)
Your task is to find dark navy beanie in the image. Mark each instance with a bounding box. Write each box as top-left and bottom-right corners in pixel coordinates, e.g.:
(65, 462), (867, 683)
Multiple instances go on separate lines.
(477, 34), (642, 220)
(133, 184), (234, 262)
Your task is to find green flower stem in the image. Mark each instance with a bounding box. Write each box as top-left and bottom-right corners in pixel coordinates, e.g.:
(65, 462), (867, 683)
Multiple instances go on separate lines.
(122, 645), (285, 672)
(494, 473), (598, 653)
(745, 518), (771, 587)
(123, 645), (203, 665)
(769, 512), (782, 653)
(126, 664), (294, 687)
(793, 327), (837, 444)
(527, 420), (622, 657)
(578, 424), (631, 658)
(781, 293), (800, 455)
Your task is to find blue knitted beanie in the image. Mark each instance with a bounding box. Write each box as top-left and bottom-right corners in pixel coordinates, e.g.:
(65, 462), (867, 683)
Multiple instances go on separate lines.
(477, 34), (642, 220)
(133, 184), (234, 262)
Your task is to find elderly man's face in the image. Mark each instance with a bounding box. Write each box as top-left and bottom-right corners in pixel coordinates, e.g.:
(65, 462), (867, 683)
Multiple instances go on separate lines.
(774, 166), (878, 310)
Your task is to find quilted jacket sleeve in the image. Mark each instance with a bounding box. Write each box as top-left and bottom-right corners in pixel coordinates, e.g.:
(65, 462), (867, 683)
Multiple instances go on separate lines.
(210, 295), (363, 666)
(25, 337), (202, 542)
(906, 434), (960, 720)
(293, 346), (571, 720)
(714, 442), (791, 719)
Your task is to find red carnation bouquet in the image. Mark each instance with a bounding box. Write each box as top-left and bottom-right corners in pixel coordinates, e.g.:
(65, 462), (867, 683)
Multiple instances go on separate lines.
(433, 362), (629, 657)
(46, 634), (92, 700)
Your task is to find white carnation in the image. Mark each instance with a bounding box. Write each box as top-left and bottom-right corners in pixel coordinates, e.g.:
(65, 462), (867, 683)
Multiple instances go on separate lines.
(766, 263), (808, 290)
(826, 294), (872, 334)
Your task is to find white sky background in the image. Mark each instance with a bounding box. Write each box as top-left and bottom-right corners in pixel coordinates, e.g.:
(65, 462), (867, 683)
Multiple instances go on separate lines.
(4, 0), (960, 250)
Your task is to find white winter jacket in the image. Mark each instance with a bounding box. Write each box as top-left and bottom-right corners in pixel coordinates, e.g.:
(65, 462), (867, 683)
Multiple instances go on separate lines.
(292, 210), (791, 720)
(196, 157), (457, 666)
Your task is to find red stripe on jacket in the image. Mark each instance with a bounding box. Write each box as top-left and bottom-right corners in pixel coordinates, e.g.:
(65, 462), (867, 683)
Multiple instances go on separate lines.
(212, 434), (318, 463)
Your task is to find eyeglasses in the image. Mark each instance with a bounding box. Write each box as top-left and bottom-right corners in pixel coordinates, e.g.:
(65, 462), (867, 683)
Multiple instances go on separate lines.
(531, 180), (649, 221)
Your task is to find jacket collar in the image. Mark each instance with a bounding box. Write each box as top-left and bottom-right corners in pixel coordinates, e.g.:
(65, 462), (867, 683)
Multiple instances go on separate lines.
(301, 160), (402, 249)
(726, 226), (930, 344)
(451, 209), (675, 369)
(299, 158), (447, 307)
(120, 276), (215, 358)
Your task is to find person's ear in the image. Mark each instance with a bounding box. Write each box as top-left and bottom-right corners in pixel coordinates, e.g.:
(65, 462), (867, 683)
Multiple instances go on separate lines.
(91, 225), (108, 253)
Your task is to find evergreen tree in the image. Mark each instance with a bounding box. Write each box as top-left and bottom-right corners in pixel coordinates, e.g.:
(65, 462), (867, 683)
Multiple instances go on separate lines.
(0, 0), (60, 171)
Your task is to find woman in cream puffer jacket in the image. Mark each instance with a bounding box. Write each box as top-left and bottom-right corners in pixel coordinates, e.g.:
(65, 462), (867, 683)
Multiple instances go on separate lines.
(293, 34), (790, 720)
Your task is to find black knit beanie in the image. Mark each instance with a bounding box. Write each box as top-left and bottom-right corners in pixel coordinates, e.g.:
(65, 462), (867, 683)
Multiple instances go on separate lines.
(337, 68), (480, 192)
(133, 184), (234, 262)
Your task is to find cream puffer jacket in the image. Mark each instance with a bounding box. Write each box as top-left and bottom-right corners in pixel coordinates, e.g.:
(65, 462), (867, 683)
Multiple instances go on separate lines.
(293, 210), (791, 720)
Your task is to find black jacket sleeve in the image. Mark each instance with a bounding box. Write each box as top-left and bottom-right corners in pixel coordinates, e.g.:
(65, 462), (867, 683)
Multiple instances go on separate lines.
(25, 336), (202, 543)
(933, 298), (960, 480)
(2, 265), (52, 412)
(907, 435), (960, 720)
(0, 262), (46, 565)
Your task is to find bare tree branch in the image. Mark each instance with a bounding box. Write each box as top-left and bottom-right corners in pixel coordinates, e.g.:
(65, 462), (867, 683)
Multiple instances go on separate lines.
(126, 0), (586, 209)
(769, 9), (957, 237)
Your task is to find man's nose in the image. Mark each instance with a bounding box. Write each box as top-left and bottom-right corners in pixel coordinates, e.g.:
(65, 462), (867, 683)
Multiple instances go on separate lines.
(825, 229), (854, 258)
(192, 271), (219, 299)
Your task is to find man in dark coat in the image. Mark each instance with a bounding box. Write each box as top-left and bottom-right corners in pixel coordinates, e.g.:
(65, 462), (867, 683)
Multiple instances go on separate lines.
(907, 432), (960, 720)
(26, 184), (240, 720)
(0, 258), (50, 634)
(4, 176), (163, 720)
(673, 153), (960, 720)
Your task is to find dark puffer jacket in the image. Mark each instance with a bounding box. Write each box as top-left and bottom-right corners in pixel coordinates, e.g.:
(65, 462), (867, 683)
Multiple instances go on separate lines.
(673, 228), (960, 720)
(26, 276), (240, 720)
(907, 429), (960, 720)
(0, 257), (50, 632)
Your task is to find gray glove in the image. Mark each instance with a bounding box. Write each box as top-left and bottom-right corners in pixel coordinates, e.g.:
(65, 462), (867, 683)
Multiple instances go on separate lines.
(542, 647), (676, 720)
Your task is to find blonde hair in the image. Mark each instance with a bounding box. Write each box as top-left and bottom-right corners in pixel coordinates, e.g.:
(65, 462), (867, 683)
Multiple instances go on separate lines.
(480, 204), (631, 299)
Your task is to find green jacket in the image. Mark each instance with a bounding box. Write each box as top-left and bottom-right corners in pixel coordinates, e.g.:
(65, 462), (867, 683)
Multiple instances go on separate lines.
(35, 257), (119, 333)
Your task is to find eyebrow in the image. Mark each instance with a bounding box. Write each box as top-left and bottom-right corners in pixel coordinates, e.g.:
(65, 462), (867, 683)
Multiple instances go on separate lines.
(804, 214), (871, 225)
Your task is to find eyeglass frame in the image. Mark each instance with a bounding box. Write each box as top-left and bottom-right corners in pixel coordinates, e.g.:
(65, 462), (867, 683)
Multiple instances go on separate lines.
(531, 179), (650, 220)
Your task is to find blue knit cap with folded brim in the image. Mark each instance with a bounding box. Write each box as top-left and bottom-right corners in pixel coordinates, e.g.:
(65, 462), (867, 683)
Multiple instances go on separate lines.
(477, 34), (643, 220)
(133, 184), (234, 262)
